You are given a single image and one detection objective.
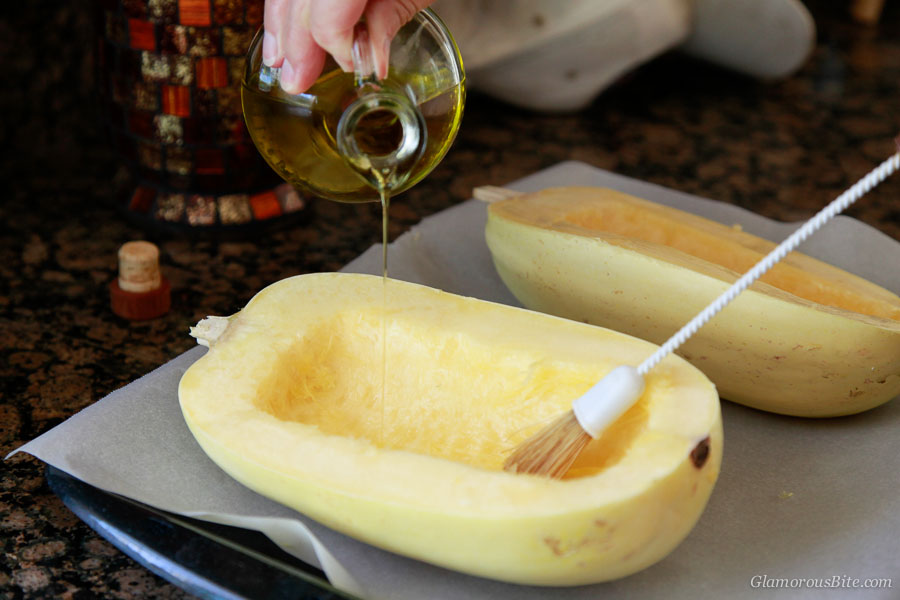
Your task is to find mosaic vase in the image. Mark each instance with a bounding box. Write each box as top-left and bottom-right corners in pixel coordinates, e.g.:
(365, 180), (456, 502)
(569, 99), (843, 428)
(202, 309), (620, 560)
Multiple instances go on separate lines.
(95, 0), (308, 232)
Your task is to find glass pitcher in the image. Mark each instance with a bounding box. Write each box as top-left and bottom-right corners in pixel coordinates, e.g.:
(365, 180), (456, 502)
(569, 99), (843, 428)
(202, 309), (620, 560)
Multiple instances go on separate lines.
(241, 9), (465, 203)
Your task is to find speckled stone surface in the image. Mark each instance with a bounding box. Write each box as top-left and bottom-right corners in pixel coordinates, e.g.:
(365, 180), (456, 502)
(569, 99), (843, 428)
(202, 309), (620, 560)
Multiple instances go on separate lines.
(2, 1), (899, 597)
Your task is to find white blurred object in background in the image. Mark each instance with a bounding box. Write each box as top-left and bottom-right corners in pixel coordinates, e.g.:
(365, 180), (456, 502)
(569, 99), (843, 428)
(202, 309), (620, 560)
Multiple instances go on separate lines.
(432, 0), (815, 112)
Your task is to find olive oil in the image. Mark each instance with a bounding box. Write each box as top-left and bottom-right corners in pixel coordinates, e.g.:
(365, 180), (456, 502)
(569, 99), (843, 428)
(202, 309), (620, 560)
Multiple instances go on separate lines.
(241, 67), (465, 204)
(241, 11), (465, 447)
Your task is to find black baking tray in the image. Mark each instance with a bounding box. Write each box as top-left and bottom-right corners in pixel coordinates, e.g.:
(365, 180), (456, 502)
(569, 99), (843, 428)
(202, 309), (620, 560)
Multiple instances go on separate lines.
(46, 466), (359, 599)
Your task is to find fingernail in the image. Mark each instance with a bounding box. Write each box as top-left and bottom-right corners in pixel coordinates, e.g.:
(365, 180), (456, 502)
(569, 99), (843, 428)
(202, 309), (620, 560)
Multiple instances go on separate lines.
(280, 58), (298, 93)
(262, 31), (277, 66)
(335, 55), (354, 74)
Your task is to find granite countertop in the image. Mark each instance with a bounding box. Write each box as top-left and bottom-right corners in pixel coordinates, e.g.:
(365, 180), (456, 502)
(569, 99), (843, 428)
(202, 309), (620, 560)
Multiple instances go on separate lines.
(2, 0), (899, 597)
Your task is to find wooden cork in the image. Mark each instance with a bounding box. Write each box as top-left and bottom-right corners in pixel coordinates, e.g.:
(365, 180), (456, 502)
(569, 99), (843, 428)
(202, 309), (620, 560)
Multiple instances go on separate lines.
(851, 0), (885, 24)
(110, 241), (170, 320)
(118, 241), (162, 292)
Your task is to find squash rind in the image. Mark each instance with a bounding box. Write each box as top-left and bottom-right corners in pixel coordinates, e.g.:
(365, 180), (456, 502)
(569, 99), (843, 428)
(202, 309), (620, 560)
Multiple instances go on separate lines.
(485, 187), (900, 417)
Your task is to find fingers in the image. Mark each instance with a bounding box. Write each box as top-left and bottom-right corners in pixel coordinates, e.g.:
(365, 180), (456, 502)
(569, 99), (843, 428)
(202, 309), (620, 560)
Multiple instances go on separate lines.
(307, 0), (368, 73)
(261, 0), (434, 93)
(262, 0), (290, 68)
(280, 27), (327, 94)
(365, 0), (434, 78)
(263, 0), (326, 94)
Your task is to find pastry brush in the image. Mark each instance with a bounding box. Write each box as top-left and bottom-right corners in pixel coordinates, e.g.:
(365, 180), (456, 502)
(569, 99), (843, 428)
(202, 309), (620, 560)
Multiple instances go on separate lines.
(491, 147), (900, 478)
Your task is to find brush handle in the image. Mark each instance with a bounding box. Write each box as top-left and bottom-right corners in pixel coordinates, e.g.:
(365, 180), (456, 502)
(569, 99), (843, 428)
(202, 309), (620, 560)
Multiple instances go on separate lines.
(577, 150), (899, 439)
(636, 151), (900, 377)
(573, 365), (644, 438)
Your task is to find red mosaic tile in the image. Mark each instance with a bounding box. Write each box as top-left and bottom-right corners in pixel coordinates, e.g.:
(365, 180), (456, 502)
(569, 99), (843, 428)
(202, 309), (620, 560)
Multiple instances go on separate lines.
(196, 57), (229, 89)
(194, 174), (229, 193)
(228, 141), (257, 167)
(161, 85), (191, 116)
(180, 117), (217, 145)
(128, 110), (156, 139)
(128, 18), (157, 51)
(195, 148), (226, 174)
(129, 186), (156, 213)
(179, 0), (212, 26)
(249, 190), (282, 220)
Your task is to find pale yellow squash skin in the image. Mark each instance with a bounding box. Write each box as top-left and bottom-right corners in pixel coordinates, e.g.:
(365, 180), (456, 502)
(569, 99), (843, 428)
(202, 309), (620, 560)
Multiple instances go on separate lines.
(485, 187), (900, 417)
(178, 273), (722, 586)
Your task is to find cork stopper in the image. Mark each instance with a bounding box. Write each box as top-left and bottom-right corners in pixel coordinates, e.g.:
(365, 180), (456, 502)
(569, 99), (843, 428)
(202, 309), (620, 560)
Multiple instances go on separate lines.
(851, 0), (885, 24)
(118, 241), (162, 292)
(110, 241), (171, 320)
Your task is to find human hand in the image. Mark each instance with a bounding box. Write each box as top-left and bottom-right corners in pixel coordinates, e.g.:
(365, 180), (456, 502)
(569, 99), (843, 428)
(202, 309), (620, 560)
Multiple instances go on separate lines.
(262, 0), (435, 94)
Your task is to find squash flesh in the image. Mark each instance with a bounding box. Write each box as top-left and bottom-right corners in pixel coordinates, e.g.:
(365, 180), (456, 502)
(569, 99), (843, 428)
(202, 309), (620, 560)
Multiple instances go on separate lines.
(561, 202), (900, 320)
(178, 273), (722, 585)
(253, 307), (655, 474)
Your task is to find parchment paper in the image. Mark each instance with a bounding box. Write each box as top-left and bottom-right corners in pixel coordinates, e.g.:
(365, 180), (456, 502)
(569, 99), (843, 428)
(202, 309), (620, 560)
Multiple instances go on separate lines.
(11, 162), (900, 599)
